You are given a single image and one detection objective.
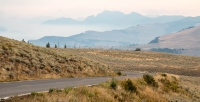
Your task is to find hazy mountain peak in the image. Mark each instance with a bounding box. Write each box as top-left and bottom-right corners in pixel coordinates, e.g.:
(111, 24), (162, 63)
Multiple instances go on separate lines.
(42, 10), (187, 25)
(129, 12), (143, 16)
(98, 10), (124, 16)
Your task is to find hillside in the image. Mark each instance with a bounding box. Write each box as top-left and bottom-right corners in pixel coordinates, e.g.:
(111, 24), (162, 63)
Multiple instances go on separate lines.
(0, 36), (115, 82)
(1, 35), (200, 82)
(30, 16), (200, 47)
(150, 26), (200, 48)
(1, 36), (200, 101)
(165, 16), (200, 33)
(146, 26), (200, 56)
(58, 49), (200, 77)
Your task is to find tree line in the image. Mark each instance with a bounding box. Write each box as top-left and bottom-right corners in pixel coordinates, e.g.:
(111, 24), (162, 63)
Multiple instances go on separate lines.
(46, 42), (67, 48)
(151, 48), (184, 54)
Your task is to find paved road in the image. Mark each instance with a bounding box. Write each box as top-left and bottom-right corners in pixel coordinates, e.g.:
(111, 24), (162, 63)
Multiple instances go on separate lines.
(0, 72), (143, 99)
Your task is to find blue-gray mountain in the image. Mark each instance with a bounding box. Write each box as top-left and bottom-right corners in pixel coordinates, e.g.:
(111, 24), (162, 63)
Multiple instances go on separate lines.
(30, 16), (200, 47)
(42, 10), (185, 26)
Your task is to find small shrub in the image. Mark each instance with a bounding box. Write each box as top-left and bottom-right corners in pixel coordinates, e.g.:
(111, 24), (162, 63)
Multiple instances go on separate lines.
(64, 87), (73, 94)
(56, 89), (62, 93)
(135, 48), (141, 51)
(160, 78), (179, 92)
(0, 48), (4, 54)
(88, 92), (95, 97)
(31, 92), (38, 96)
(110, 77), (117, 89)
(49, 88), (55, 93)
(21, 59), (31, 66)
(9, 73), (14, 79)
(20, 50), (30, 58)
(31, 59), (38, 66)
(48, 61), (55, 68)
(58, 59), (65, 63)
(69, 74), (74, 78)
(31, 92), (43, 97)
(4, 65), (11, 71)
(9, 56), (21, 63)
(117, 71), (122, 75)
(2, 45), (8, 50)
(161, 73), (167, 77)
(171, 76), (177, 81)
(39, 63), (46, 69)
(124, 79), (137, 92)
(143, 74), (158, 87)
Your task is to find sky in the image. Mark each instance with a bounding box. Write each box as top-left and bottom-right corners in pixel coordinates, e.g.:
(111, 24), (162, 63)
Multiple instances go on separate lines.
(0, 0), (200, 19)
(0, 0), (200, 40)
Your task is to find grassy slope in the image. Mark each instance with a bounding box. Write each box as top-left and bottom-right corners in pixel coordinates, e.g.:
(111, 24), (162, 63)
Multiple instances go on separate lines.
(1, 36), (200, 101)
(0, 36), (115, 82)
(5, 74), (200, 102)
(59, 49), (200, 77)
(158, 26), (200, 49)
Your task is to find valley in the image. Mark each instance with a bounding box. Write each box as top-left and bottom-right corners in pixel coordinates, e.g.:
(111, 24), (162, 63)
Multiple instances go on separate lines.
(1, 36), (200, 102)
(1, 6), (200, 101)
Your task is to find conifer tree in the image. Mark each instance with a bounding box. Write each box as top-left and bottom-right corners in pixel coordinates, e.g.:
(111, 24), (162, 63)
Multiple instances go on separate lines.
(64, 44), (67, 49)
(46, 42), (50, 48)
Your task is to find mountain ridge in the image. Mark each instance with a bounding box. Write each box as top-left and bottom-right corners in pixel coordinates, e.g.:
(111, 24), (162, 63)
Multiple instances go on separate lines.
(42, 10), (185, 26)
(30, 16), (200, 47)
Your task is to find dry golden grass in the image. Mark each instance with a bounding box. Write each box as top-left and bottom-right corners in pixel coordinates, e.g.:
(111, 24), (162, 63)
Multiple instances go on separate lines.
(1, 35), (200, 82)
(0, 36), (115, 82)
(5, 73), (199, 102)
(60, 49), (200, 77)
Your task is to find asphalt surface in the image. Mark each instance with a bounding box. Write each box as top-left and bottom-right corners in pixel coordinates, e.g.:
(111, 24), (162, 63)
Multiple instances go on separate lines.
(0, 72), (143, 99)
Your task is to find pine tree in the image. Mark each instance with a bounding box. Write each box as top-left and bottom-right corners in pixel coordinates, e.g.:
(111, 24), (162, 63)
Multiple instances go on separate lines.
(46, 42), (50, 48)
(55, 44), (57, 48)
(22, 39), (25, 43)
(64, 44), (67, 49)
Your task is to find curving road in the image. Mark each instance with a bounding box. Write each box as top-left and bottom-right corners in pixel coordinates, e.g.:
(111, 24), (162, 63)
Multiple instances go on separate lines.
(0, 72), (143, 99)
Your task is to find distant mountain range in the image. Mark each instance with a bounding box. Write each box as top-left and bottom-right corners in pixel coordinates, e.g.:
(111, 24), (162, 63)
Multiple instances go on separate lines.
(42, 10), (185, 26)
(29, 16), (200, 47)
